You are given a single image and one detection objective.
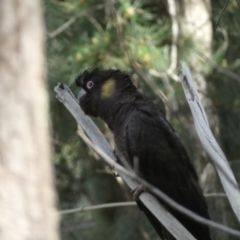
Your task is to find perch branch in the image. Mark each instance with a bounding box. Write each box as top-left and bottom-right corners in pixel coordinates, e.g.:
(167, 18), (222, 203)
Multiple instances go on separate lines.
(54, 83), (195, 240)
(54, 83), (240, 238)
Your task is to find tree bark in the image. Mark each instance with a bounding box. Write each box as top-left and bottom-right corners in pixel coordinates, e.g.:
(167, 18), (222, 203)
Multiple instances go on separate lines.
(0, 1), (59, 240)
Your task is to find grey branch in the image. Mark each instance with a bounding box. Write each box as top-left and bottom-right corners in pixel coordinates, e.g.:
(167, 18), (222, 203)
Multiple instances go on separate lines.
(54, 83), (240, 239)
(180, 66), (240, 222)
(54, 83), (196, 240)
(60, 202), (137, 215)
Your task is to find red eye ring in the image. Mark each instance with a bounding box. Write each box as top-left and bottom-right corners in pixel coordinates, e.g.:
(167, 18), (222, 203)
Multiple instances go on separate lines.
(86, 80), (94, 89)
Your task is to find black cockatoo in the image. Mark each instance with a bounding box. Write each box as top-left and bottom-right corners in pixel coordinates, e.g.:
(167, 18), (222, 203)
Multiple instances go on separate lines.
(76, 68), (211, 240)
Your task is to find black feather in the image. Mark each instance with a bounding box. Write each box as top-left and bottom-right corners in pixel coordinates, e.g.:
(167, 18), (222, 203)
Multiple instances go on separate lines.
(76, 68), (212, 240)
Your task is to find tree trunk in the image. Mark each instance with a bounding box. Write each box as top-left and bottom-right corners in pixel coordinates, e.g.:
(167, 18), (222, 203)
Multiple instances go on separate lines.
(173, 0), (215, 167)
(177, 0), (212, 94)
(0, 1), (59, 239)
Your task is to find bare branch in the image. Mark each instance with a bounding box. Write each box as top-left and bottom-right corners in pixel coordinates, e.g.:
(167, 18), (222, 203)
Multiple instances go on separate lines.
(60, 202), (137, 215)
(204, 193), (226, 198)
(48, 1), (119, 38)
(180, 66), (240, 223)
(54, 83), (196, 240)
(54, 83), (240, 238)
(49, 15), (79, 39)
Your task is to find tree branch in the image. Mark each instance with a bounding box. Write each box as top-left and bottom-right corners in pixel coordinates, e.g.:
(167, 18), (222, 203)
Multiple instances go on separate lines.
(48, 1), (119, 38)
(54, 83), (196, 240)
(54, 83), (240, 238)
(180, 66), (240, 222)
(60, 202), (136, 215)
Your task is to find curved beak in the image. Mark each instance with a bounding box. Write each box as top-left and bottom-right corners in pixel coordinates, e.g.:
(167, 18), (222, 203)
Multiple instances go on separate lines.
(77, 89), (86, 102)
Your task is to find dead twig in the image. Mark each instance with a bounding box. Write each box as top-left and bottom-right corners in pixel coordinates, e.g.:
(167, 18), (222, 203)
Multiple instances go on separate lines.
(60, 202), (136, 215)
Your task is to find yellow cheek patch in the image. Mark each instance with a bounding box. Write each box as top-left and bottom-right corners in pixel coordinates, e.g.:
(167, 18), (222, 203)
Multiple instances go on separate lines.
(101, 78), (115, 98)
